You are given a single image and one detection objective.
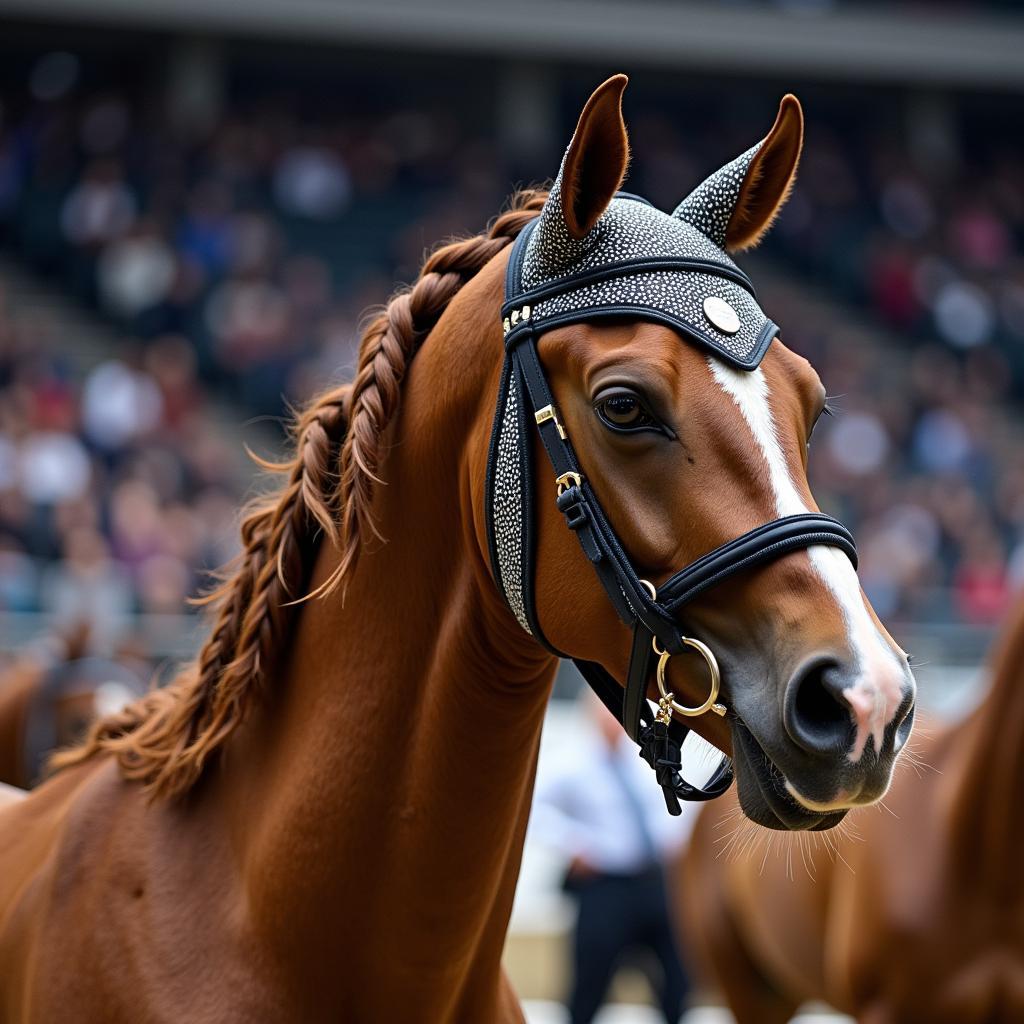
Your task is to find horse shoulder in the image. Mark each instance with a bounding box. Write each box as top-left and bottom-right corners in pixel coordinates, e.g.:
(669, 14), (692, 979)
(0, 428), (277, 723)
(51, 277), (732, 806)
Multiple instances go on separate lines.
(0, 759), (272, 1022)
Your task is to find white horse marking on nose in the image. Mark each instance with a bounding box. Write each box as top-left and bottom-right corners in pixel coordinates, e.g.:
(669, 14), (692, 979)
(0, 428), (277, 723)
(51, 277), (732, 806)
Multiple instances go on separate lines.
(707, 358), (906, 765)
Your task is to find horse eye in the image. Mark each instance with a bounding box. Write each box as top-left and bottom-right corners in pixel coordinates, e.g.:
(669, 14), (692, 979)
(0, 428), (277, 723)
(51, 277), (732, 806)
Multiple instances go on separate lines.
(594, 389), (656, 433)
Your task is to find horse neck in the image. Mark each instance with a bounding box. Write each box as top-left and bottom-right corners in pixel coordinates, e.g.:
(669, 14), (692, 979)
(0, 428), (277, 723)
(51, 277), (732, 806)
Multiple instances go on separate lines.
(948, 598), (1024, 897)
(223, 255), (555, 1016)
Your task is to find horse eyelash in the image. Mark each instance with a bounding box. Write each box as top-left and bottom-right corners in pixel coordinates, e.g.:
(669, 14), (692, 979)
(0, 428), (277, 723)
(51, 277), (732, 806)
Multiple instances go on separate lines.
(807, 396), (836, 450)
(823, 392), (846, 417)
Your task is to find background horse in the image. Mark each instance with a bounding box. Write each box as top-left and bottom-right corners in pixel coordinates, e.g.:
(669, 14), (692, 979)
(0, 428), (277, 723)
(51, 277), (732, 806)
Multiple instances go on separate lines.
(0, 77), (912, 1022)
(679, 593), (1024, 1024)
(0, 626), (145, 789)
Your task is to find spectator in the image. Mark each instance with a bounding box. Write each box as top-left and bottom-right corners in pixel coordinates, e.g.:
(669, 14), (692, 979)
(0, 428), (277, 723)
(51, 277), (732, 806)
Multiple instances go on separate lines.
(39, 526), (133, 650)
(97, 220), (176, 321)
(532, 693), (697, 1024)
(60, 159), (136, 249)
(273, 144), (352, 220)
(80, 359), (162, 453)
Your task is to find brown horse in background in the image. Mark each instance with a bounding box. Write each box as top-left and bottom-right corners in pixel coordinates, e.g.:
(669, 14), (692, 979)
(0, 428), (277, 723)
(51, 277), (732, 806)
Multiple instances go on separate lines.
(680, 594), (1024, 1024)
(0, 77), (913, 1022)
(0, 626), (144, 789)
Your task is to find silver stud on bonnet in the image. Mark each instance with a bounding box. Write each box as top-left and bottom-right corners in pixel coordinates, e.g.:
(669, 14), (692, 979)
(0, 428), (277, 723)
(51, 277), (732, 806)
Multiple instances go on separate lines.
(703, 295), (741, 335)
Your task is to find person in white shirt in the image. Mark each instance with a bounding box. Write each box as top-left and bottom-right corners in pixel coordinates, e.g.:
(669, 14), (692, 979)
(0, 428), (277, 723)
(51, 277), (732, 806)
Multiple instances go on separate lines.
(532, 690), (701, 1024)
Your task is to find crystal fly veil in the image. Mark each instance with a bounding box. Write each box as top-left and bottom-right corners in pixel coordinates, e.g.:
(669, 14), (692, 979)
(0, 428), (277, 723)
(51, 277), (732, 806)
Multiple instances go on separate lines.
(485, 80), (858, 812)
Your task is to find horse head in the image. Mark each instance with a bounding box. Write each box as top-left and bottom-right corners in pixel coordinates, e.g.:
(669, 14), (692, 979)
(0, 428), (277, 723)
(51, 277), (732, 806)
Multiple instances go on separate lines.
(485, 76), (915, 830)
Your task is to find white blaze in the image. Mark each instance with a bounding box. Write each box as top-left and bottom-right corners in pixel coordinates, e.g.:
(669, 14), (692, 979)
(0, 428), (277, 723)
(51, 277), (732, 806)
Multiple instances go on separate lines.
(708, 359), (906, 765)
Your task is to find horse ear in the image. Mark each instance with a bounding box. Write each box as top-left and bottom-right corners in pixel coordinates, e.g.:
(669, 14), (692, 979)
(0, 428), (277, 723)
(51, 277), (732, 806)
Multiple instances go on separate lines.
(674, 94), (804, 253)
(556, 74), (630, 239)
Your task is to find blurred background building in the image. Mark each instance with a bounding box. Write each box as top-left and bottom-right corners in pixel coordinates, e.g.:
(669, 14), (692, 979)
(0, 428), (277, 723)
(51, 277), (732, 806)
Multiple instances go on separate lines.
(0, 1), (1021, 1018)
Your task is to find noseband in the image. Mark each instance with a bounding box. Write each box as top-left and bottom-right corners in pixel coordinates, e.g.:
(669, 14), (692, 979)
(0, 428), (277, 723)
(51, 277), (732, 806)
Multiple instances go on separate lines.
(485, 197), (857, 814)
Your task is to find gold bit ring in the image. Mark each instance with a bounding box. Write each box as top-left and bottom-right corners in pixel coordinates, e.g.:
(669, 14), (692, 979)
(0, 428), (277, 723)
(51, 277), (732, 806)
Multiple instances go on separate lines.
(652, 634), (727, 718)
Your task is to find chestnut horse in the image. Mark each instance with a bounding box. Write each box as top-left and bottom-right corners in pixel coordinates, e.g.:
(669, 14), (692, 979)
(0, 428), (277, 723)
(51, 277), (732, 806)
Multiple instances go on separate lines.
(0, 629), (144, 789)
(680, 596), (1024, 1024)
(0, 77), (913, 1022)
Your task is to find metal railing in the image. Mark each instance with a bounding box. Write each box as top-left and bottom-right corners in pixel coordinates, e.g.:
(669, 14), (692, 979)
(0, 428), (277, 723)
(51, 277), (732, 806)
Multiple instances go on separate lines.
(1, 612), (206, 662)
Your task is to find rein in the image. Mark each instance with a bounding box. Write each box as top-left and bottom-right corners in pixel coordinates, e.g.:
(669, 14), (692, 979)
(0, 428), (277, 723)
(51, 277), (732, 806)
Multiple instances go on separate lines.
(485, 205), (857, 814)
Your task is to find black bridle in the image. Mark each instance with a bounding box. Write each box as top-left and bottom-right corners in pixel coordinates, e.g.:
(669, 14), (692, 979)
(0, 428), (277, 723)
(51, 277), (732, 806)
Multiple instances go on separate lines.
(485, 214), (858, 815)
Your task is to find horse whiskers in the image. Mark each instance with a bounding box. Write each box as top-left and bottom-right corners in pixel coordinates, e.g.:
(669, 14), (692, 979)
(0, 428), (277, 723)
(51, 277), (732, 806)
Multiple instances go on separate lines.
(877, 799), (900, 820)
(714, 833), (745, 862)
(838, 812), (863, 840)
(797, 831), (818, 881)
(757, 827), (770, 876)
(711, 805), (746, 832)
(896, 755), (925, 780)
(757, 831), (777, 877)
(712, 800), (866, 875)
(712, 803), (779, 865)
(716, 830), (742, 862)
(892, 738), (939, 781)
(742, 824), (768, 862)
(735, 827), (760, 863)
(905, 740), (939, 771)
(728, 821), (764, 864)
(718, 818), (759, 863)
(819, 824), (856, 874)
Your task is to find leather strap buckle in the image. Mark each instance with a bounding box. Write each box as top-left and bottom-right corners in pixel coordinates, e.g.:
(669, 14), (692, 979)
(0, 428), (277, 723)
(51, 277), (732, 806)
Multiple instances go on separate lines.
(555, 471), (582, 496)
(536, 404), (568, 440)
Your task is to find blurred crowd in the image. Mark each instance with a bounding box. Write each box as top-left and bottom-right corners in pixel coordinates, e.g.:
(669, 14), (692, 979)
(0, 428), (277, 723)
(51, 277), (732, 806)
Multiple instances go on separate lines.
(1, 50), (1023, 645)
(760, 108), (1024, 625)
(0, 297), (243, 649)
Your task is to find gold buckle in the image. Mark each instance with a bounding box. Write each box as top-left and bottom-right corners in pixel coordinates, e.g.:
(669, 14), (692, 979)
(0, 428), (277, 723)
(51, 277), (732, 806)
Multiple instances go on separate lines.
(555, 471), (583, 496)
(651, 635), (726, 718)
(534, 404), (567, 440)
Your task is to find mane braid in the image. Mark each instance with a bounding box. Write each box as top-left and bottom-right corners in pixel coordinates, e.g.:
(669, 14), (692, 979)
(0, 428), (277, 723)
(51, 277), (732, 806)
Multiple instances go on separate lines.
(50, 189), (549, 801)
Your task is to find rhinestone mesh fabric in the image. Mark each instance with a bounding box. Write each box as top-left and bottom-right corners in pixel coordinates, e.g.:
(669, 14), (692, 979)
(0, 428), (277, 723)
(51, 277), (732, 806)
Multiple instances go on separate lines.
(518, 141), (775, 369)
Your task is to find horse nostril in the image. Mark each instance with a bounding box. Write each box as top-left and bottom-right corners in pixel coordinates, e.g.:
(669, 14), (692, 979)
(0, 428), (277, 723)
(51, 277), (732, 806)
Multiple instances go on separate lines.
(784, 656), (856, 757)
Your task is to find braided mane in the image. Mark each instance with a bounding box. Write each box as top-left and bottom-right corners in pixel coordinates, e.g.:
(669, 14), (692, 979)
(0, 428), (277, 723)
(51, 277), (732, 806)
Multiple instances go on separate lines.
(52, 190), (547, 801)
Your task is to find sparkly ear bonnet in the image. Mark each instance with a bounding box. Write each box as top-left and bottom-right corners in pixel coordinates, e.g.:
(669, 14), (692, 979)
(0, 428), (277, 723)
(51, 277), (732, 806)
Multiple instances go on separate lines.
(502, 140), (779, 370)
